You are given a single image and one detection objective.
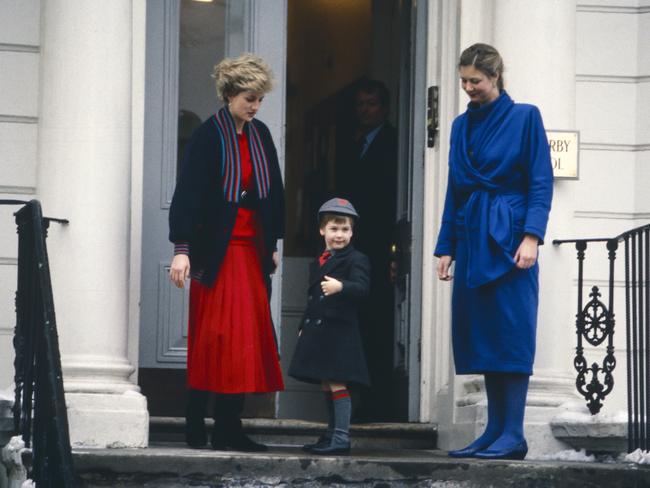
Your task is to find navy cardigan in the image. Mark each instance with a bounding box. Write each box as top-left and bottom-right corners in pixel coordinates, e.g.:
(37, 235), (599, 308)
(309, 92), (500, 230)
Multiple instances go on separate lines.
(168, 115), (285, 287)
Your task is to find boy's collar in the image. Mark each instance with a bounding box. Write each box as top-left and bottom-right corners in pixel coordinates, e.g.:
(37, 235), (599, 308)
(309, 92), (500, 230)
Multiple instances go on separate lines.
(323, 244), (353, 256)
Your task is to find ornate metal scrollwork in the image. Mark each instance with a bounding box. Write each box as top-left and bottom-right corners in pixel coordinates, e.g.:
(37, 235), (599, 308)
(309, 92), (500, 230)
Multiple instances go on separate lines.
(574, 286), (616, 414)
(582, 287), (611, 346)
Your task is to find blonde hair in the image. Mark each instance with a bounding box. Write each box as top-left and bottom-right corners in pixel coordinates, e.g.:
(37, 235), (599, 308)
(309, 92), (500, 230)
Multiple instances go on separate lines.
(211, 53), (274, 103)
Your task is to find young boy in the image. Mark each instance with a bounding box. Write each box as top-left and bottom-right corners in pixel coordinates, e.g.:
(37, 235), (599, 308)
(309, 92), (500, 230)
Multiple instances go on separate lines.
(288, 197), (371, 455)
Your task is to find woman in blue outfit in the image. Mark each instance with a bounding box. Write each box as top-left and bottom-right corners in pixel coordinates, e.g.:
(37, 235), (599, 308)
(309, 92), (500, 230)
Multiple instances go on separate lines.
(435, 44), (553, 460)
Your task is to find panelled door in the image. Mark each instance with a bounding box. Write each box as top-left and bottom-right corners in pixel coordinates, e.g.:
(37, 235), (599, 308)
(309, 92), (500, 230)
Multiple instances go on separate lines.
(139, 0), (287, 380)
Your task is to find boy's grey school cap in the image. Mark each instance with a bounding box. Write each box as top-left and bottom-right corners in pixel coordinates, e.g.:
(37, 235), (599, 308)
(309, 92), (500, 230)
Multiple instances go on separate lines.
(318, 197), (360, 219)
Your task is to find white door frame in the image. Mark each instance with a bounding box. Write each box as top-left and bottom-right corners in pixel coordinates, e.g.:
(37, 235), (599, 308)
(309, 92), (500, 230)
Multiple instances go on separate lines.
(419, 0), (461, 426)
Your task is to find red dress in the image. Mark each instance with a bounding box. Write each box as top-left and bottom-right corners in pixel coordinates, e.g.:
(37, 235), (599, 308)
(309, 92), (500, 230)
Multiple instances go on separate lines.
(187, 132), (285, 393)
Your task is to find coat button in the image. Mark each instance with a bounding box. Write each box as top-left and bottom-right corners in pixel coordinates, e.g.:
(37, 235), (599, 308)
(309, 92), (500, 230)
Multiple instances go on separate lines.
(304, 319), (311, 325)
(319, 295), (324, 301)
(308, 295), (313, 301)
(315, 319), (322, 325)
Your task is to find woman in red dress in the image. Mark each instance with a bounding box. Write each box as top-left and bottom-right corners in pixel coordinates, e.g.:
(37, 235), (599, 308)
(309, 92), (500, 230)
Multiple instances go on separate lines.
(168, 54), (285, 452)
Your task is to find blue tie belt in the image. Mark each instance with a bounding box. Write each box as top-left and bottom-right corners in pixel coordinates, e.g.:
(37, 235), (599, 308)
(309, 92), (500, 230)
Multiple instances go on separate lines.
(462, 190), (526, 288)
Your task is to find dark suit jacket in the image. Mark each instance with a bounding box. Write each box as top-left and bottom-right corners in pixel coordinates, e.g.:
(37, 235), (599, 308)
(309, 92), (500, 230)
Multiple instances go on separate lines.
(288, 245), (371, 385)
(169, 115), (285, 287)
(338, 123), (397, 269)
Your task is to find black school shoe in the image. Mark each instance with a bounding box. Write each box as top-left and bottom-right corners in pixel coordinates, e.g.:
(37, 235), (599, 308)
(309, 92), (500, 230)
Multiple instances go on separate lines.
(302, 434), (330, 452)
(310, 431), (350, 455)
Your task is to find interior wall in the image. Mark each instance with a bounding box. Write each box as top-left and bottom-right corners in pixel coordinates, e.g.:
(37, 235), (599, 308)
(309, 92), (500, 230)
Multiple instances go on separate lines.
(285, 0), (372, 256)
(369, 0), (402, 128)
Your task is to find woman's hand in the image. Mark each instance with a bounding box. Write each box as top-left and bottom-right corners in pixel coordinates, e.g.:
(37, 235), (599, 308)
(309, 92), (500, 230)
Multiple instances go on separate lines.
(321, 275), (343, 296)
(514, 234), (539, 269)
(437, 255), (453, 281)
(169, 254), (190, 288)
(270, 251), (280, 274)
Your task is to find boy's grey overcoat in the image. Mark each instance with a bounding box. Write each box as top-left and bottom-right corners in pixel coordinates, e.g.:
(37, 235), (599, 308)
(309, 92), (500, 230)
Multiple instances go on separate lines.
(288, 245), (371, 385)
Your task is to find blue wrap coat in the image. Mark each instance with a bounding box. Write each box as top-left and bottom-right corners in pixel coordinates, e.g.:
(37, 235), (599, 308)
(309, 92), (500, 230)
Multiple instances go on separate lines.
(434, 92), (553, 375)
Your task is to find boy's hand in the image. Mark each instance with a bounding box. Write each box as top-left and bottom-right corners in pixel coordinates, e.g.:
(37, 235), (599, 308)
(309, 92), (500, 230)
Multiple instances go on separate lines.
(321, 275), (343, 296)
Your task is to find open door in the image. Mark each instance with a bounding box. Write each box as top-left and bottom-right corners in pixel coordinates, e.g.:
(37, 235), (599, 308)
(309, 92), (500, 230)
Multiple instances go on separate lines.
(393, 0), (428, 422)
(138, 0), (287, 418)
(278, 0), (427, 422)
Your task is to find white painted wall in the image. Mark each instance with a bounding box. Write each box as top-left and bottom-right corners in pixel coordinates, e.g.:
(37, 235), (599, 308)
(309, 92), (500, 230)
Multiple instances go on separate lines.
(572, 1), (650, 415)
(429, 0), (650, 453)
(0, 0), (41, 389)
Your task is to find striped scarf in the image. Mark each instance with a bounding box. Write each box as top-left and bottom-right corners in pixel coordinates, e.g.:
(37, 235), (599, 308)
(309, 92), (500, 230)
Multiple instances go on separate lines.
(212, 107), (271, 202)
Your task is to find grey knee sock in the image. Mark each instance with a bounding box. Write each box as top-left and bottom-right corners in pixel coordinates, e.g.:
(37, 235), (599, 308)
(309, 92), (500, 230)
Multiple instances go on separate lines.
(332, 389), (351, 439)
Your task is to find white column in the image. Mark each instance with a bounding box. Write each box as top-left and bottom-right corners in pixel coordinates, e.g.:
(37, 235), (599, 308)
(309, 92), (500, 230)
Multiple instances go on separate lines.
(493, 0), (579, 456)
(37, 0), (148, 448)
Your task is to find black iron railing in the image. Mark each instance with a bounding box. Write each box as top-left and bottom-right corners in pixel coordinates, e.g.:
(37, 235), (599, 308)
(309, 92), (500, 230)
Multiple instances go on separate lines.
(622, 225), (650, 452)
(554, 222), (650, 453)
(1, 199), (75, 486)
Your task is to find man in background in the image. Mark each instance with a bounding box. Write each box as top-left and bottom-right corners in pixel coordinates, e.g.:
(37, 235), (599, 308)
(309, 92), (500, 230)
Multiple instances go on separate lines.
(337, 79), (398, 422)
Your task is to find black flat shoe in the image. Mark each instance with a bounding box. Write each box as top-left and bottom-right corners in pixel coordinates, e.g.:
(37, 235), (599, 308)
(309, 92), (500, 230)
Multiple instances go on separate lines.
(186, 438), (207, 449)
(185, 426), (207, 448)
(225, 432), (269, 452)
(474, 440), (528, 460)
(210, 432), (268, 452)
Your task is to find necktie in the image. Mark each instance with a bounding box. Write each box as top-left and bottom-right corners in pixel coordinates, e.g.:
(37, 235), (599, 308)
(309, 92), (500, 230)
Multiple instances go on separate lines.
(319, 250), (332, 267)
(358, 137), (368, 159)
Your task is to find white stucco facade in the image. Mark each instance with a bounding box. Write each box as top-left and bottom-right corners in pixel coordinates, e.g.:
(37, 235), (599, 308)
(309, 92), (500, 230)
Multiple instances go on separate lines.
(421, 0), (650, 455)
(0, 0), (648, 453)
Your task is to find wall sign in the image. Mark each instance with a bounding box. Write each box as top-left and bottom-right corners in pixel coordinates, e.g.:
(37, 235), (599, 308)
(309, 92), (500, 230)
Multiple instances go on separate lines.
(547, 130), (579, 180)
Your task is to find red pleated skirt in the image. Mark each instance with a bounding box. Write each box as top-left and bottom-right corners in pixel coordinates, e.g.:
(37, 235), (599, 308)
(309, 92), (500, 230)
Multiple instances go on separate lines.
(187, 236), (285, 393)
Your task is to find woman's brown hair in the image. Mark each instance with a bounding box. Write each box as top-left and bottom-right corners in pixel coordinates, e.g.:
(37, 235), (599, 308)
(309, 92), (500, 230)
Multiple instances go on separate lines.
(459, 43), (505, 91)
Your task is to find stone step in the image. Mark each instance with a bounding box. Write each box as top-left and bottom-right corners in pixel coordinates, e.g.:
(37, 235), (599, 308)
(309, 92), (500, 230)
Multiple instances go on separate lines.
(150, 417), (438, 450)
(73, 444), (650, 487)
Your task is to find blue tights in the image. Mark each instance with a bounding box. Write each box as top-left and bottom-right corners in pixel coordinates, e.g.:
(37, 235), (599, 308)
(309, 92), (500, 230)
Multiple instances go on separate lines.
(464, 373), (529, 451)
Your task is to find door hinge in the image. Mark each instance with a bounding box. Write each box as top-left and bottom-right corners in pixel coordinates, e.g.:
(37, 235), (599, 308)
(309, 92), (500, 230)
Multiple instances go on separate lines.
(427, 86), (439, 148)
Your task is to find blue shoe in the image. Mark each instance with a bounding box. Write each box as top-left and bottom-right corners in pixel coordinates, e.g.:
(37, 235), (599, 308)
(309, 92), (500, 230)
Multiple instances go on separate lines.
(448, 445), (487, 458)
(474, 440), (528, 460)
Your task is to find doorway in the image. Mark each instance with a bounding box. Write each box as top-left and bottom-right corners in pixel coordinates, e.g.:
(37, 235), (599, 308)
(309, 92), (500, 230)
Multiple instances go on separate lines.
(278, 0), (424, 422)
(137, 0), (426, 423)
